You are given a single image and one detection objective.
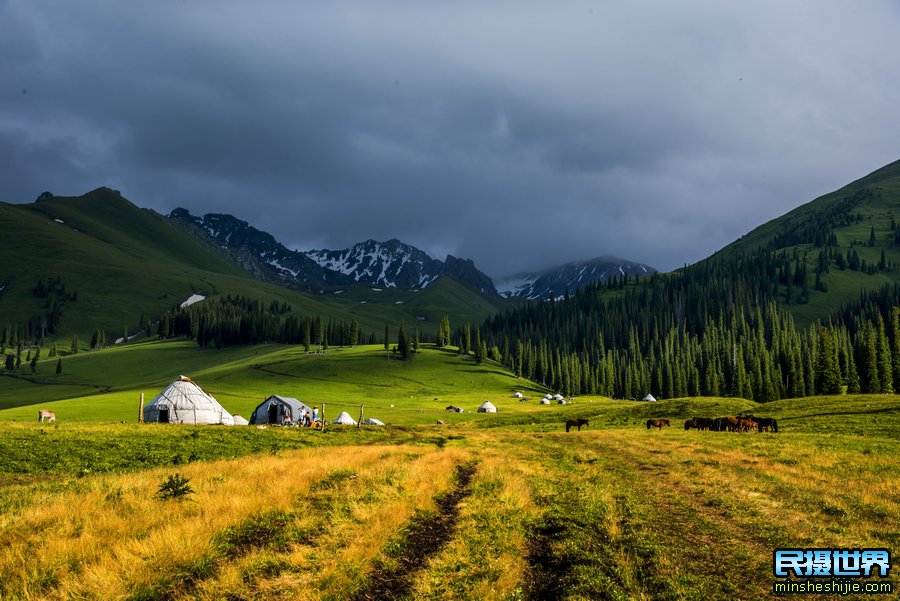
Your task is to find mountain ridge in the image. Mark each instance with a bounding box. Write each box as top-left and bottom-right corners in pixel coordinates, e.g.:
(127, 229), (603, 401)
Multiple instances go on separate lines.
(169, 208), (502, 296)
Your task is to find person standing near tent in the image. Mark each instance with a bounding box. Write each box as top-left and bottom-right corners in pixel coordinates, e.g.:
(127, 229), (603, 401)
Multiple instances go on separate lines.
(312, 405), (319, 424)
(302, 408), (311, 427)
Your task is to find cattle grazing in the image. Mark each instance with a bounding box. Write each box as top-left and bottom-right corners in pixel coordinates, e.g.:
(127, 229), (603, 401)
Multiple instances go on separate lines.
(646, 419), (670, 430)
(565, 418), (589, 432)
(38, 410), (56, 423)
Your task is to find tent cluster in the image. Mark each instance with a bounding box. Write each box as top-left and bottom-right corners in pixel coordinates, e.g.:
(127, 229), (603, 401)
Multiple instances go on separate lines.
(143, 377), (385, 427)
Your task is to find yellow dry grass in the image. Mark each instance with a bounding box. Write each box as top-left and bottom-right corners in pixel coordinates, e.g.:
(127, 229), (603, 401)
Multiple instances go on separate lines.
(0, 445), (406, 600)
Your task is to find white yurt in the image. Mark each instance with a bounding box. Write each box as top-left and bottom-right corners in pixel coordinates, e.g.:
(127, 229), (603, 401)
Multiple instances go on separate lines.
(553, 394), (565, 401)
(144, 376), (235, 425)
(642, 394), (657, 402)
(513, 392), (524, 398)
(363, 418), (385, 426)
(544, 393), (553, 400)
(232, 414), (250, 426)
(539, 398), (551, 405)
(332, 411), (357, 425)
(477, 401), (498, 413)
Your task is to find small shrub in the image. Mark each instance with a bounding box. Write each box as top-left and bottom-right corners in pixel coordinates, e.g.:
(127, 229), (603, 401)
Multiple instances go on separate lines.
(156, 473), (194, 501)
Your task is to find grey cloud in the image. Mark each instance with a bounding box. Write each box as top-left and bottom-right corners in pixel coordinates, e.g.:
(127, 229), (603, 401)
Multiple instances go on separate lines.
(2, 1), (900, 277)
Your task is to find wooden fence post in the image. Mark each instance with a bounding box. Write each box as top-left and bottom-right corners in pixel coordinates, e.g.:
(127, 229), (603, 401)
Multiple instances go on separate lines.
(139, 393), (144, 424)
(358, 404), (364, 429)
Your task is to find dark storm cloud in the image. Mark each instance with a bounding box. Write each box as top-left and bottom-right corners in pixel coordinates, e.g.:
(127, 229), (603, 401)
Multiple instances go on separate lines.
(2, 1), (900, 275)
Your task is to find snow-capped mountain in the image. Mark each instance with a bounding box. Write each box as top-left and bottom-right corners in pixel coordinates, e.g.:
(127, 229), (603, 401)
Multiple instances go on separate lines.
(494, 257), (657, 300)
(169, 208), (499, 295)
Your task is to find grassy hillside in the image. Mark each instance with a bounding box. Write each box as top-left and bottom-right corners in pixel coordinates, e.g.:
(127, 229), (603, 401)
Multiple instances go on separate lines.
(0, 189), (505, 343)
(0, 342), (554, 424)
(709, 158), (900, 325)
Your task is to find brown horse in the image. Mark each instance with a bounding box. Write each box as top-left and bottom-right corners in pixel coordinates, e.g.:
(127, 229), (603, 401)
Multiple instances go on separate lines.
(684, 418), (697, 430)
(566, 418), (589, 432)
(646, 419), (670, 430)
(755, 417), (779, 433)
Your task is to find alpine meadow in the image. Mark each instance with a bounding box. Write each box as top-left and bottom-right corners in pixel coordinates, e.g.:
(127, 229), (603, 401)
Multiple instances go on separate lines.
(4, 3), (900, 597)
(1, 159), (899, 599)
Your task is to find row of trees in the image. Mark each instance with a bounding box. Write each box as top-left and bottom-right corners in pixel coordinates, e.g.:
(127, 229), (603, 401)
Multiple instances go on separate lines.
(473, 246), (900, 400)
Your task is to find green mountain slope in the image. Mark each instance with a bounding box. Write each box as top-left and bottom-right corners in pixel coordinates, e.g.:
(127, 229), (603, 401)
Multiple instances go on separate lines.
(0, 189), (506, 343)
(706, 158), (900, 324)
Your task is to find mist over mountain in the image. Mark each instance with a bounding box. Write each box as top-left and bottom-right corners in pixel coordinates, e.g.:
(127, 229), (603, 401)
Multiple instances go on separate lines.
(494, 258), (657, 300)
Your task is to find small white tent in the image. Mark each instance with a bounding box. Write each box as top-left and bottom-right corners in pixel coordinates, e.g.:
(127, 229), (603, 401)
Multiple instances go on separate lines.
(642, 394), (657, 402)
(553, 394), (564, 401)
(539, 398), (551, 405)
(477, 401), (498, 413)
(144, 376), (235, 425)
(513, 392), (523, 398)
(544, 393), (553, 400)
(232, 414), (249, 426)
(363, 418), (385, 426)
(332, 411), (357, 425)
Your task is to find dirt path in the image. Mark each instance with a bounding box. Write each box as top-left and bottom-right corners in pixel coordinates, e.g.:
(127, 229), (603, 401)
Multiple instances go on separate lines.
(353, 462), (477, 601)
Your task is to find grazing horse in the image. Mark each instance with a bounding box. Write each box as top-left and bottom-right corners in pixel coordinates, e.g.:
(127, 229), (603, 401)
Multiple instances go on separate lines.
(756, 417), (779, 433)
(684, 418), (697, 430)
(565, 418), (589, 432)
(646, 419), (670, 430)
(38, 410), (56, 423)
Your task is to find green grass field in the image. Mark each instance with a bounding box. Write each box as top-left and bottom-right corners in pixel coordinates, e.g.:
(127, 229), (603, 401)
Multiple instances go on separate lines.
(0, 393), (897, 600)
(0, 341), (558, 425)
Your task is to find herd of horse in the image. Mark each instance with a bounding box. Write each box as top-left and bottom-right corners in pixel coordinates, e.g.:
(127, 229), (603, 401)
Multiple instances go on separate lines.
(566, 415), (779, 433)
(683, 415), (779, 433)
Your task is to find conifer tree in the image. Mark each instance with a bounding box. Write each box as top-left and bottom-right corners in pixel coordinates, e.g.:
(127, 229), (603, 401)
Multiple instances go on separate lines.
(860, 323), (880, 394)
(384, 325), (390, 351)
(349, 319), (359, 346)
(397, 322), (410, 360)
(56, 358), (62, 374)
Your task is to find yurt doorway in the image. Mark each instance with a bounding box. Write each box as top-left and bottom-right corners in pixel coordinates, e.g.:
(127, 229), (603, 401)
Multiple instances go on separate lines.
(159, 408), (170, 423)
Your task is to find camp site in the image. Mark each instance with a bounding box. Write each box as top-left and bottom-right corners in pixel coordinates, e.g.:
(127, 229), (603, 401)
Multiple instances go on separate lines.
(0, 340), (898, 599)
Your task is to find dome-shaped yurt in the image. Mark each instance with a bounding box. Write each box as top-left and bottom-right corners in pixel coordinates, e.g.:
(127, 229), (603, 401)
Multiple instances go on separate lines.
(144, 376), (235, 425)
(477, 401), (498, 413)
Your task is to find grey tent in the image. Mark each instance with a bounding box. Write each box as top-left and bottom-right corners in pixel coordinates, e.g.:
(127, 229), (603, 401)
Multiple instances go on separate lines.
(363, 418), (385, 426)
(249, 395), (313, 425)
(144, 376), (235, 425)
(641, 394), (657, 402)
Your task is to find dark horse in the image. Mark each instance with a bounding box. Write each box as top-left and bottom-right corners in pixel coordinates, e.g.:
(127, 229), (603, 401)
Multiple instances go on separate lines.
(646, 419), (670, 430)
(756, 417), (779, 433)
(566, 418), (589, 432)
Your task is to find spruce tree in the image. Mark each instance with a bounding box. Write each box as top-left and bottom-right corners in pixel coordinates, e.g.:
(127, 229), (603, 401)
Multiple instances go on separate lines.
(384, 325), (390, 351)
(56, 358), (62, 374)
(349, 320), (360, 346)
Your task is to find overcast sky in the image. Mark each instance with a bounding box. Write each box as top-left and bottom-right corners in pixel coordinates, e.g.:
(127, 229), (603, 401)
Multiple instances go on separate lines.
(2, 1), (900, 276)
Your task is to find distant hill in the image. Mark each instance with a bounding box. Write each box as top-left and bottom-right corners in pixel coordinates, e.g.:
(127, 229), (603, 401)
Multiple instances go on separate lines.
(170, 209), (500, 296)
(494, 257), (656, 300)
(0, 189), (504, 343)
